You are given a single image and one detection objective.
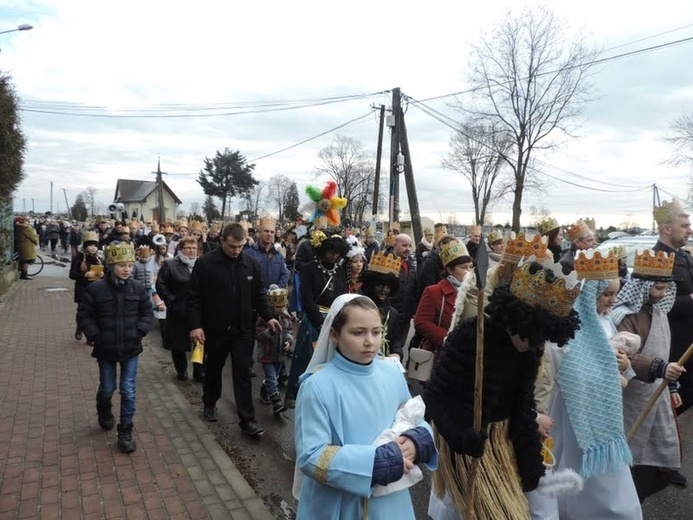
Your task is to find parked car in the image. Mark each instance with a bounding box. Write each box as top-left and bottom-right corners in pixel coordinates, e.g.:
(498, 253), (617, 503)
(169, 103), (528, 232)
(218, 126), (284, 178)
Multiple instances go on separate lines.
(595, 236), (658, 268)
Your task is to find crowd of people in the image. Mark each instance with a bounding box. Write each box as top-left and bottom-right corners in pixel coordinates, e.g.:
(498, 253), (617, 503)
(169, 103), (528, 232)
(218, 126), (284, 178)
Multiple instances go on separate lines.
(15, 185), (693, 518)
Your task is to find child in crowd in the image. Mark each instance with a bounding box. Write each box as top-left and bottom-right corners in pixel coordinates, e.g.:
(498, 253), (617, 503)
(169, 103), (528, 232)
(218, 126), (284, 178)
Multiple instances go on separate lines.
(69, 231), (104, 342)
(257, 285), (294, 415)
(610, 250), (686, 499)
(77, 242), (153, 454)
(131, 245), (152, 291)
(294, 294), (437, 518)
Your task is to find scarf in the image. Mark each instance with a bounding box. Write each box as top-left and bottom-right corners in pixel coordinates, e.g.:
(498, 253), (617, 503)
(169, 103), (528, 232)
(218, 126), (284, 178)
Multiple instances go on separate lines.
(556, 279), (632, 479)
(610, 278), (676, 327)
(446, 274), (463, 290)
(420, 236), (433, 250)
(176, 251), (196, 272)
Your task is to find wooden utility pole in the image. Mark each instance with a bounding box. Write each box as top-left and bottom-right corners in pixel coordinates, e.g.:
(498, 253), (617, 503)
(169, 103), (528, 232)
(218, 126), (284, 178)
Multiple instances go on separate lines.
(61, 188), (71, 219)
(372, 104), (385, 217)
(389, 88), (402, 223)
(155, 157), (166, 224)
(399, 108), (423, 244)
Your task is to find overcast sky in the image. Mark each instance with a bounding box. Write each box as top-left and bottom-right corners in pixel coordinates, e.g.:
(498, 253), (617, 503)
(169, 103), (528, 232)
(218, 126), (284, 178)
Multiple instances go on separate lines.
(2, 0), (693, 229)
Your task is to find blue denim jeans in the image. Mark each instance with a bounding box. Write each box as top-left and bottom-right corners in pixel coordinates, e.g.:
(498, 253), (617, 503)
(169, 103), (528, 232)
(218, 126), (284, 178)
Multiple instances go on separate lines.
(262, 362), (282, 395)
(96, 356), (139, 425)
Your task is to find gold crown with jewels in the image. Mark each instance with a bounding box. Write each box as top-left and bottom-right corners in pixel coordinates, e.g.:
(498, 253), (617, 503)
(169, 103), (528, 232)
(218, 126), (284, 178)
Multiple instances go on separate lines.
(267, 286), (288, 307)
(574, 249), (619, 280)
(537, 217), (560, 236)
(502, 232), (548, 265)
(565, 219), (591, 242)
(105, 241), (136, 264)
(633, 249), (675, 280)
(510, 256), (581, 317)
(368, 252), (402, 277)
(440, 240), (469, 267)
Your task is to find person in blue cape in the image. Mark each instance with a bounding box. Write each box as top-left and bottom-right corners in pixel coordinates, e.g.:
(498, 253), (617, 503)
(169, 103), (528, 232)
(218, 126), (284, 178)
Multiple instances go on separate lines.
(293, 294), (438, 519)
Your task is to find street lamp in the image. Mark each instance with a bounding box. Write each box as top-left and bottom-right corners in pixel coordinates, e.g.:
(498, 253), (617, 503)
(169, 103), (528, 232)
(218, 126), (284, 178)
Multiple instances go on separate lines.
(0, 24), (33, 36)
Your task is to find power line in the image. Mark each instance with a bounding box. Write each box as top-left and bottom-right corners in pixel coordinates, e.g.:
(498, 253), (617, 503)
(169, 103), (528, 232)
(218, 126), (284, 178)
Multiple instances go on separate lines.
(19, 91), (387, 119)
(405, 94), (653, 192)
(249, 110), (375, 162)
(413, 31), (693, 104)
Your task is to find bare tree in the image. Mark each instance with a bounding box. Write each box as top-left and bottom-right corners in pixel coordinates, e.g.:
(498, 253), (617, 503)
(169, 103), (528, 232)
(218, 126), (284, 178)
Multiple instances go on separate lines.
(665, 113), (693, 166)
(442, 122), (513, 225)
(462, 7), (597, 231)
(82, 186), (98, 217)
(244, 180), (266, 222)
(266, 175), (292, 220)
(315, 135), (376, 224)
(189, 202), (201, 215)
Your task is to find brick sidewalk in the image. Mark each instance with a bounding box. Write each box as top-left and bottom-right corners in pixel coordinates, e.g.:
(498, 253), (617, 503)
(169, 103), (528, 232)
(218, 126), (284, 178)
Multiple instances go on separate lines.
(0, 276), (273, 520)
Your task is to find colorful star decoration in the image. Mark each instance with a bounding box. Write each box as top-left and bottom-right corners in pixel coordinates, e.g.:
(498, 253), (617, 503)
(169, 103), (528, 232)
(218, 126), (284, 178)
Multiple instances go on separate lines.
(305, 181), (347, 226)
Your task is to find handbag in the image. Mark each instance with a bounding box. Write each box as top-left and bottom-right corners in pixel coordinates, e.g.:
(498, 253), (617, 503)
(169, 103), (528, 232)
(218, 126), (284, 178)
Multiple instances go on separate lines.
(407, 293), (445, 382)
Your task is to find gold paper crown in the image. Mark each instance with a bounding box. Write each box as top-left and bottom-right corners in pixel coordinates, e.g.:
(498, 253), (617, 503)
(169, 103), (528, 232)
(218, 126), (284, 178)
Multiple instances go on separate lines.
(369, 252), (402, 276)
(82, 231), (99, 244)
(566, 219), (591, 242)
(610, 245), (628, 260)
(310, 230), (327, 248)
(267, 287), (289, 307)
(440, 240), (470, 267)
(653, 198), (689, 225)
(434, 225), (448, 242)
(502, 232), (548, 265)
(390, 221), (401, 232)
(633, 249), (675, 279)
(137, 245), (152, 257)
(313, 216), (328, 229)
(469, 224), (481, 234)
(574, 249), (619, 280)
(488, 229), (504, 244)
(175, 219), (189, 230)
(537, 217), (560, 236)
(162, 225), (175, 234)
(190, 220), (206, 232)
(105, 242), (136, 264)
(510, 257), (581, 317)
(258, 216), (277, 230)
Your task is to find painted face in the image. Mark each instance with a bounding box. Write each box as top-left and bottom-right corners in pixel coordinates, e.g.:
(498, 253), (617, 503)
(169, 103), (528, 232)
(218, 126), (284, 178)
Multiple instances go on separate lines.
(649, 282), (669, 304)
(112, 262), (133, 280)
(596, 279), (620, 315)
(374, 283), (392, 302)
(350, 256), (365, 275)
(323, 250), (341, 264)
(329, 306), (382, 364)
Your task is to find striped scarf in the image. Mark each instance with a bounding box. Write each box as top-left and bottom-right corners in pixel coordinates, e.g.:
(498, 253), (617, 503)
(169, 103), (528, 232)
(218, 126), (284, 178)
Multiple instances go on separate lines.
(557, 279), (633, 479)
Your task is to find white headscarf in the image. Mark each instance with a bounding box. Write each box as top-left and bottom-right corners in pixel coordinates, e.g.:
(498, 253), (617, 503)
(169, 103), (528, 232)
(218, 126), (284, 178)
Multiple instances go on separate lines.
(306, 293), (362, 372)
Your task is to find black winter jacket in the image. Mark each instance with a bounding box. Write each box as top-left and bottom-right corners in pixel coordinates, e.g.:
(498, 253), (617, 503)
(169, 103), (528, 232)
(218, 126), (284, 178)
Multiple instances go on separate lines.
(69, 252), (103, 303)
(77, 276), (153, 362)
(424, 317), (545, 492)
(186, 248), (273, 334)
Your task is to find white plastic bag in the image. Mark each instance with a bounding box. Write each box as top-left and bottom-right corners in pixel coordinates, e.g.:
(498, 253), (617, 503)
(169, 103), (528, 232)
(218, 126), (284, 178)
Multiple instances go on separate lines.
(371, 395), (426, 497)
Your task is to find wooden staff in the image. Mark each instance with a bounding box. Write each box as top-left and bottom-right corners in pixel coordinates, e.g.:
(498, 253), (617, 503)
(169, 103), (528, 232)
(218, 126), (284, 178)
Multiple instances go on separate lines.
(466, 237), (489, 520)
(627, 341), (693, 443)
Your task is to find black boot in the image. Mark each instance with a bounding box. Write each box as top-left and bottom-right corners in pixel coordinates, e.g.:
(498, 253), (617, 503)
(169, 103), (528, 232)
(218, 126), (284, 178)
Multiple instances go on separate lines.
(19, 271), (32, 280)
(117, 423), (136, 453)
(270, 392), (286, 415)
(96, 403), (115, 431)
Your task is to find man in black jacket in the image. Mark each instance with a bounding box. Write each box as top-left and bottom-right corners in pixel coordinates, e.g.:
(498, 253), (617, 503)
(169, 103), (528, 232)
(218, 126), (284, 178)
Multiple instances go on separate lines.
(188, 223), (280, 437)
(653, 200), (693, 415)
(389, 234), (418, 345)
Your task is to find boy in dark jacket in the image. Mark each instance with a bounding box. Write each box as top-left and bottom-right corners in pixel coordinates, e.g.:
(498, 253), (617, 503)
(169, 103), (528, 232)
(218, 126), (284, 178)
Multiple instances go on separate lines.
(256, 285), (294, 415)
(77, 242), (153, 453)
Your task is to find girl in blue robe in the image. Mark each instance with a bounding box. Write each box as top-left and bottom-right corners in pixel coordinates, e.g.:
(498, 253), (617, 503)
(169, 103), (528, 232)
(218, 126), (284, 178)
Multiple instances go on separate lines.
(293, 294), (438, 519)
